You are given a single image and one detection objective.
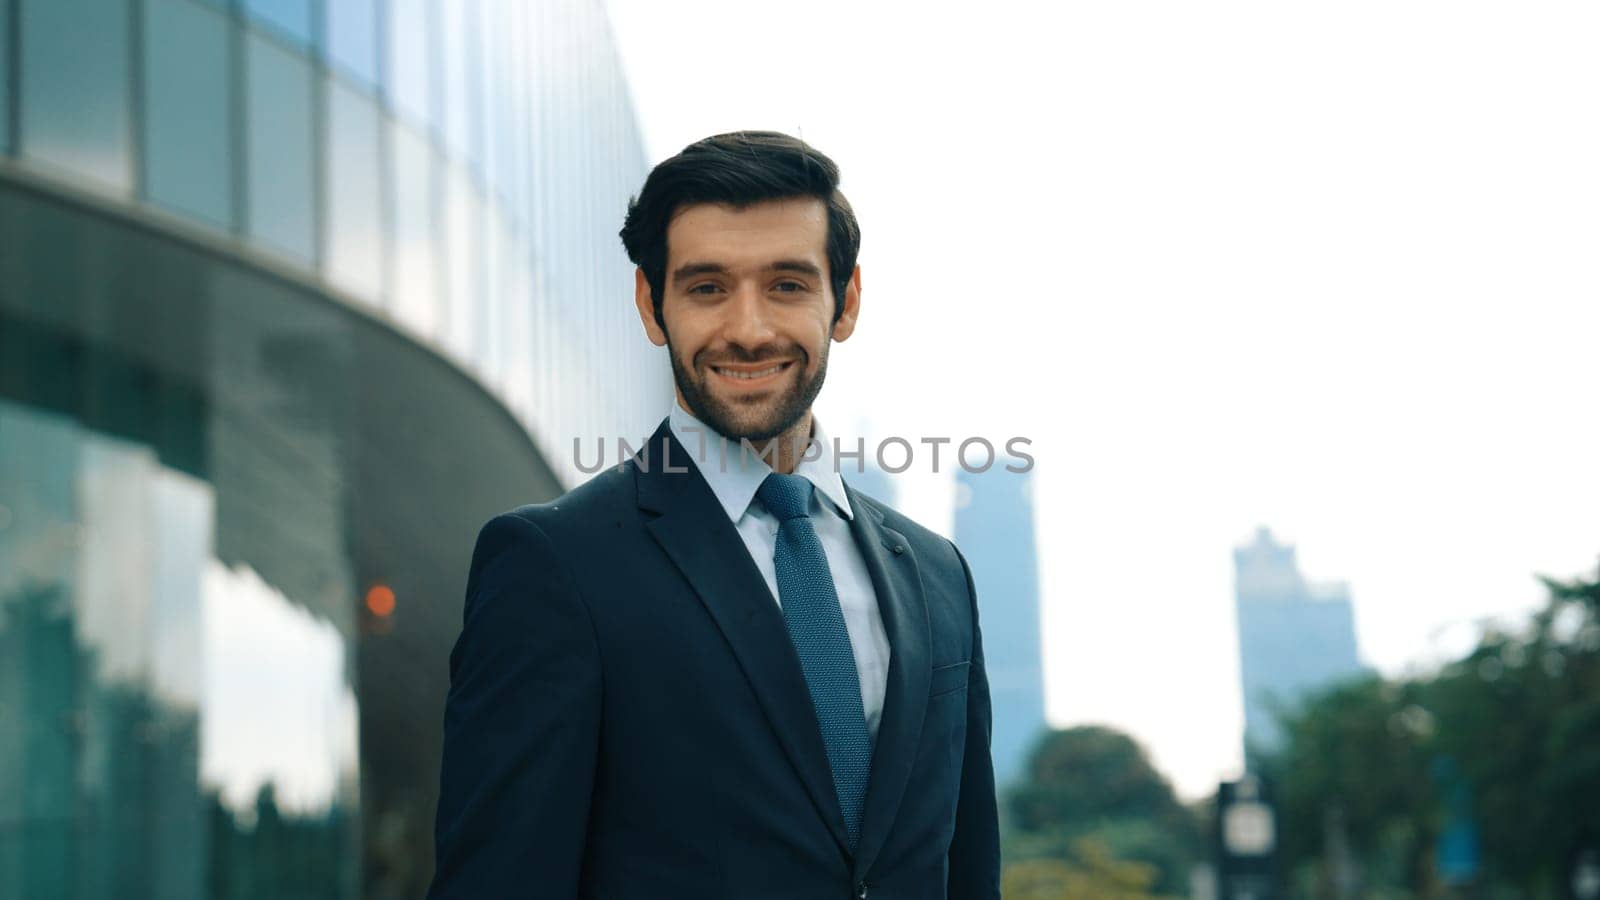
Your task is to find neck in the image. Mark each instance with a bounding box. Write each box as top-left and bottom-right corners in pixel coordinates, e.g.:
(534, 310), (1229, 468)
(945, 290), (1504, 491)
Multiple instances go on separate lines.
(673, 396), (815, 475)
(750, 411), (814, 475)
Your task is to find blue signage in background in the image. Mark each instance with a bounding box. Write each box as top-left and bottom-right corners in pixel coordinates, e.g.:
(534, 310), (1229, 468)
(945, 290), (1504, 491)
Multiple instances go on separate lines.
(1432, 756), (1480, 886)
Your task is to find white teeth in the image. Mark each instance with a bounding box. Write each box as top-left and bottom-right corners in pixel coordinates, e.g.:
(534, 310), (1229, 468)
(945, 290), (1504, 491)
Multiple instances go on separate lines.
(716, 363), (785, 380)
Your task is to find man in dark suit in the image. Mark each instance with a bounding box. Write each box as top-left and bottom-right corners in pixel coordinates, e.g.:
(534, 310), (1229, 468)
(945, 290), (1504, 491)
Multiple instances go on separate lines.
(428, 131), (1001, 899)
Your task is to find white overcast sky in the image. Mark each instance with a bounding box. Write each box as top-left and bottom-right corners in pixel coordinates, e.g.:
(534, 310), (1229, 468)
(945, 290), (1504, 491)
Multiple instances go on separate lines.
(601, 0), (1600, 799)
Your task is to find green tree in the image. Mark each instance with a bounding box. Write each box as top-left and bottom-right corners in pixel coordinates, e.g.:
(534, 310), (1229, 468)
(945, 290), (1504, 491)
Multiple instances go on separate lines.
(1004, 725), (1202, 896)
(1261, 676), (1439, 895)
(1263, 560), (1600, 898)
(1002, 839), (1164, 900)
(1418, 567), (1600, 893)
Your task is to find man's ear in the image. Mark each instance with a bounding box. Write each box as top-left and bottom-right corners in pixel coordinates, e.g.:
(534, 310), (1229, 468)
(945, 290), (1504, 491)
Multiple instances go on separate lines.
(831, 265), (862, 342)
(634, 268), (668, 347)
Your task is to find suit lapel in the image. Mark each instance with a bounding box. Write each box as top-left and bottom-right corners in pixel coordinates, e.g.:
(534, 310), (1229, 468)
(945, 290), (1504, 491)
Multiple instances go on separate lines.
(636, 420), (853, 858)
(842, 481), (933, 879)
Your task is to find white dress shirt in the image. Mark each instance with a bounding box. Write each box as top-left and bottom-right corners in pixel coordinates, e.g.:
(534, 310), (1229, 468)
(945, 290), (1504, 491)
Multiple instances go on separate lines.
(668, 402), (893, 740)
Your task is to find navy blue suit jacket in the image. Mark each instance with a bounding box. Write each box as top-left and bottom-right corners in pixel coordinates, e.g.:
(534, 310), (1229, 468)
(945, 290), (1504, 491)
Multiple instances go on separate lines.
(428, 419), (1001, 898)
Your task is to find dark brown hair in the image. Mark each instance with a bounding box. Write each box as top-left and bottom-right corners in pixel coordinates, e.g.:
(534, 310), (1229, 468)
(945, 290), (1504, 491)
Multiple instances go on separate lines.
(619, 131), (861, 328)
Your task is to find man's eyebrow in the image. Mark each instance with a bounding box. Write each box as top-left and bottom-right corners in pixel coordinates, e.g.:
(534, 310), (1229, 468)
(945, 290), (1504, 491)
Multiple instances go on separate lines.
(671, 262), (728, 284)
(670, 260), (825, 283)
(768, 260), (824, 278)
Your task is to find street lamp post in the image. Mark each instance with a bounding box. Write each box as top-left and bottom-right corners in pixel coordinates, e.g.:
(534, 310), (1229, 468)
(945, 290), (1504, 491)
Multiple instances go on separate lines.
(1215, 775), (1281, 900)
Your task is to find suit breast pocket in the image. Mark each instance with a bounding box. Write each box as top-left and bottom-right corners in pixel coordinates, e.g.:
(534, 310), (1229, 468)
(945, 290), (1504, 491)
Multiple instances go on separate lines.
(928, 660), (970, 699)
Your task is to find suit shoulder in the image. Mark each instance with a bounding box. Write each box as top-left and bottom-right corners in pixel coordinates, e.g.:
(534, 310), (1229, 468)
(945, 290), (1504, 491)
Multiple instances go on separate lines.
(497, 460), (638, 530)
(480, 459), (647, 577)
(852, 492), (965, 574)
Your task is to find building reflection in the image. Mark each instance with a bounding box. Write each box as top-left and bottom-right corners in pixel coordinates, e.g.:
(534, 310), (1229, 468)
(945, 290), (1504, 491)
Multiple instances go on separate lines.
(200, 561), (358, 825)
(0, 401), (358, 898)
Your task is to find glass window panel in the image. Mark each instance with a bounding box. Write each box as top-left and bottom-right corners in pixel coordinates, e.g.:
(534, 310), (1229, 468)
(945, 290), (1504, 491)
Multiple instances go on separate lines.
(143, 0), (233, 229)
(0, 406), (77, 897)
(480, 8), (505, 202)
(324, 78), (384, 301)
(1, 0), (11, 152)
(200, 562), (357, 823)
(501, 242), (534, 420)
(438, 0), (474, 162)
(0, 398), (361, 898)
(244, 33), (315, 263)
(245, 0), (312, 46)
(388, 121), (441, 339)
(324, 0), (377, 87)
(385, 0), (431, 128)
(441, 163), (479, 362)
(503, 0), (529, 233)
(19, 0), (133, 192)
(476, 205), (514, 388)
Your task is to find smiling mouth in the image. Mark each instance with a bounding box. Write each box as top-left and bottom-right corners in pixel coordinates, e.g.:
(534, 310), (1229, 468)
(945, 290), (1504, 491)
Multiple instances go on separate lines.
(708, 360), (795, 384)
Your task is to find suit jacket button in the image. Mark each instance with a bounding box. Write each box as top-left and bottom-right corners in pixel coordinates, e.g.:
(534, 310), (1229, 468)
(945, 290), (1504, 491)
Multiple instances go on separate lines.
(854, 881), (869, 899)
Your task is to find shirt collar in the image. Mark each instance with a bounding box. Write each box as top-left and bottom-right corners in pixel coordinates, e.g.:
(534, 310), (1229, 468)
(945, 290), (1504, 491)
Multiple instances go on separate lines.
(668, 401), (855, 524)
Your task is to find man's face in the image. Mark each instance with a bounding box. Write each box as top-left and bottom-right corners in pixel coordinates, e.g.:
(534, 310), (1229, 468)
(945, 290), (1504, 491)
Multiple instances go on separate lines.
(635, 197), (860, 442)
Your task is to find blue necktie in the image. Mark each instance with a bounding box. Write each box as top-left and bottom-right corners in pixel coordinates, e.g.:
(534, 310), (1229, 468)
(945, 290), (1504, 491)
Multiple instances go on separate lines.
(757, 472), (873, 851)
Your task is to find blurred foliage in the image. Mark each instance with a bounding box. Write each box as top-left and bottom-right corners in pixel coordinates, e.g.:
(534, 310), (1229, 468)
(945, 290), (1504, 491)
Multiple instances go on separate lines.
(1262, 561), (1600, 898)
(1002, 725), (1203, 897)
(1001, 839), (1165, 900)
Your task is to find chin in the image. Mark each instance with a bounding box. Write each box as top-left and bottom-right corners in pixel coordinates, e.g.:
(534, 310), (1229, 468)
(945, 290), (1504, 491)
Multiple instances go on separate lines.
(720, 412), (788, 442)
(705, 399), (793, 441)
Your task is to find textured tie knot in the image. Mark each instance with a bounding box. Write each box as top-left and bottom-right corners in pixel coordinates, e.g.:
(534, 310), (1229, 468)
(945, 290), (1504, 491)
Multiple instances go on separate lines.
(758, 472), (814, 521)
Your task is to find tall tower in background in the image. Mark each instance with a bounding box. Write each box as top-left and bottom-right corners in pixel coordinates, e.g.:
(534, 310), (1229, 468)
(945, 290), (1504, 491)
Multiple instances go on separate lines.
(953, 467), (1046, 787)
(1234, 527), (1366, 764)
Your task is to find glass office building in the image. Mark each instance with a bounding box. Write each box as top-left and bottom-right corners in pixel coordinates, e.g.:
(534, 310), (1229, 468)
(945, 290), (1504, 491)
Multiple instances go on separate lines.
(0, 1), (668, 896)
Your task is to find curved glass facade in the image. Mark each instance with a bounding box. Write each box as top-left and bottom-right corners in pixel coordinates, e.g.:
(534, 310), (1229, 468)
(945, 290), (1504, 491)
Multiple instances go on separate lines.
(2, 0), (667, 485)
(1, 1), (666, 895)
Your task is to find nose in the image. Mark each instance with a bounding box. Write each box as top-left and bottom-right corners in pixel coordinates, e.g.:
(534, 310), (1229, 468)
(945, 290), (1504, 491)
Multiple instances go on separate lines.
(720, 281), (778, 352)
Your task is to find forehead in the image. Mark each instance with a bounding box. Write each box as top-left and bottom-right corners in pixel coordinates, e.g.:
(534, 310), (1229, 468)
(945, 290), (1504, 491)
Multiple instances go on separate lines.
(665, 197), (828, 270)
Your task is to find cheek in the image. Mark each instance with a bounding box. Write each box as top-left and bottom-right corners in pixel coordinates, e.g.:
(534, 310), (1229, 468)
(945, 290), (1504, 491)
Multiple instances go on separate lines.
(782, 307), (834, 355)
(661, 311), (714, 361)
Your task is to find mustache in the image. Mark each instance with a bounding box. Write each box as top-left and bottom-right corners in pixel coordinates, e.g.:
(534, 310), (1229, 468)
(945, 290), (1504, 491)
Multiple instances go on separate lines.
(695, 345), (809, 367)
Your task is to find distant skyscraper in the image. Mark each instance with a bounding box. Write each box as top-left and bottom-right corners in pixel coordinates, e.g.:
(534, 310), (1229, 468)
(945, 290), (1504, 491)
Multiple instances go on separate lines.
(953, 467), (1046, 787)
(1234, 527), (1366, 764)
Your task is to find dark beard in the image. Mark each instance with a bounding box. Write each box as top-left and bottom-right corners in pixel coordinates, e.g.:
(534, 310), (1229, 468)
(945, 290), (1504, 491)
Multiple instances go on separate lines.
(667, 339), (829, 443)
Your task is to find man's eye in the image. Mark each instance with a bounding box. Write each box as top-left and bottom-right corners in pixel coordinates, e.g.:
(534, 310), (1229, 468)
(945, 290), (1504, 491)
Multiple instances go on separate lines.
(774, 281), (805, 293)
(688, 283), (721, 295)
